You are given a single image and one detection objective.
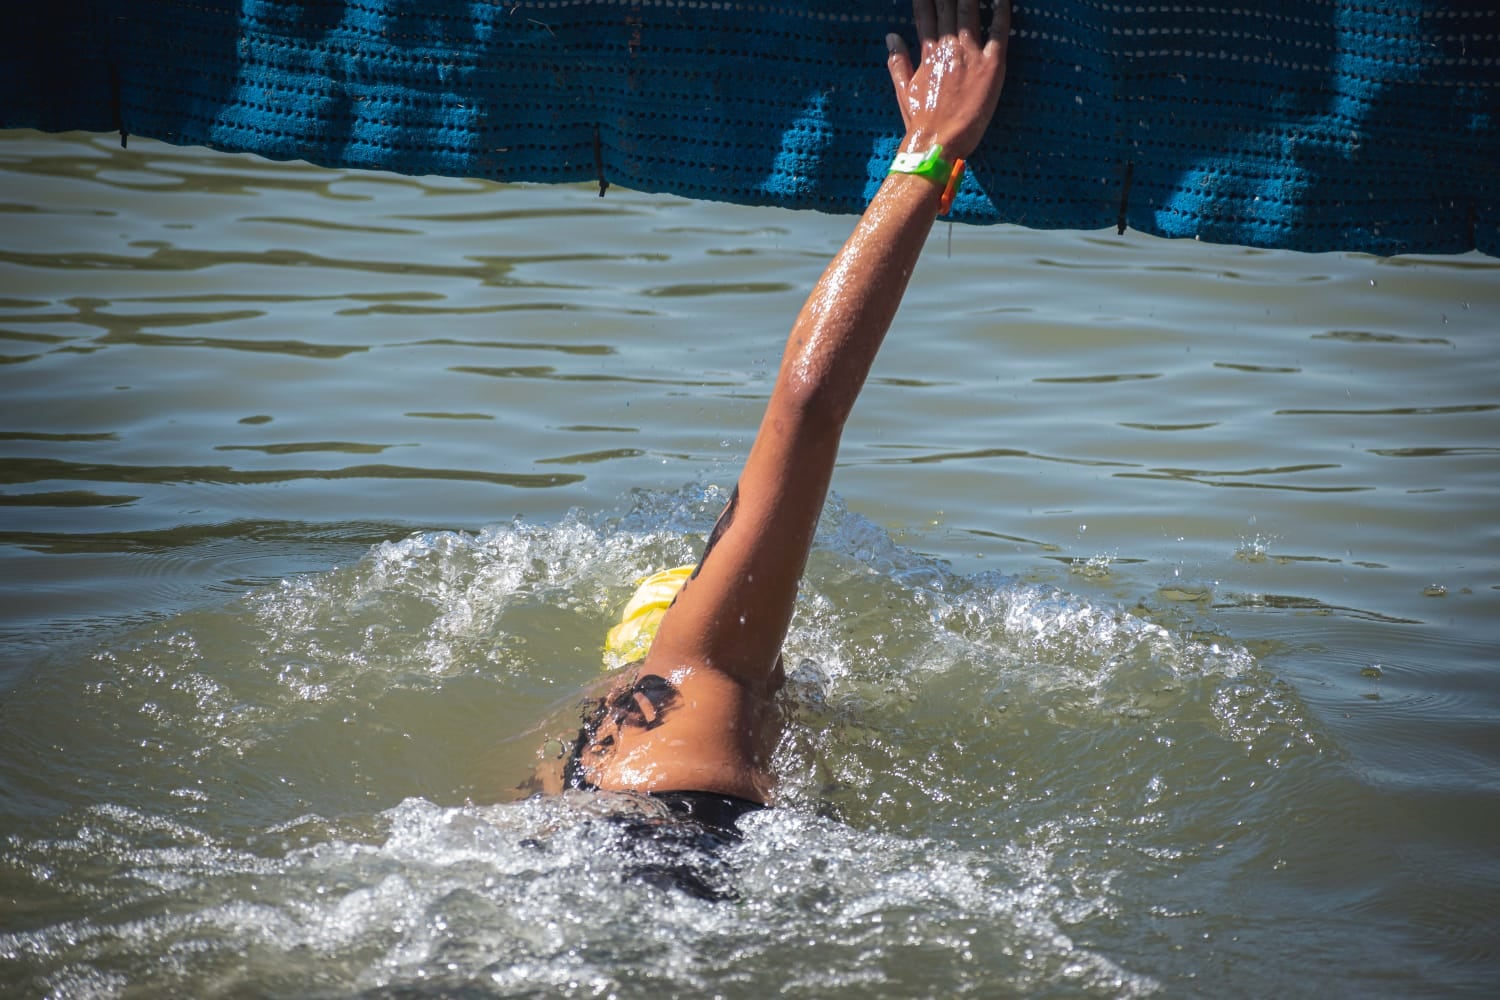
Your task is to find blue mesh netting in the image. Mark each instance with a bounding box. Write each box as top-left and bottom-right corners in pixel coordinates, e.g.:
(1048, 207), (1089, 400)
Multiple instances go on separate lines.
(4, 1), (1496, 255)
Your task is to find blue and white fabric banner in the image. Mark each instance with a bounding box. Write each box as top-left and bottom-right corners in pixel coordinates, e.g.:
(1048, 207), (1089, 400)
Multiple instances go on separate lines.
(4, 1), (1496, 255)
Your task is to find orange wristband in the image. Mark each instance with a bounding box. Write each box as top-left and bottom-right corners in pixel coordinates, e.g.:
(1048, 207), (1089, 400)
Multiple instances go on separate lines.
(938, 158), (966, 216)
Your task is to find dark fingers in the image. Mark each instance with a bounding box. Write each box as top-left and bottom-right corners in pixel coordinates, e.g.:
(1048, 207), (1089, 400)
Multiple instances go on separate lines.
(958, 0), (980, 37)
(988, 0), (1013, 49)
(912, 0), (938, 42)
(936, 0), (956, 36)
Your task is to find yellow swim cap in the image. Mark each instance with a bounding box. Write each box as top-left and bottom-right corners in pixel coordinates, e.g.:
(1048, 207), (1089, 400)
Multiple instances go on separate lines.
(603, 565), (695, 666)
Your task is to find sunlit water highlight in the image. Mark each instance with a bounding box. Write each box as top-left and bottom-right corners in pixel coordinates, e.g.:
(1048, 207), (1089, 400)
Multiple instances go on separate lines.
(1, 130), (1497, 996)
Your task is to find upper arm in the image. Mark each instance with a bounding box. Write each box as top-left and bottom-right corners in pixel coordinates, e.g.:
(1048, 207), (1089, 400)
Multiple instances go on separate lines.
(642, 392), (843, 693)
(642, 172), (942, 693)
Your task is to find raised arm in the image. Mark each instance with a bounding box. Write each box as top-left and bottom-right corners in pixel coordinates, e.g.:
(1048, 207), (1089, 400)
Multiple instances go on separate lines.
(568, 1), (1011, 801)
(643, 0), (1011, 690)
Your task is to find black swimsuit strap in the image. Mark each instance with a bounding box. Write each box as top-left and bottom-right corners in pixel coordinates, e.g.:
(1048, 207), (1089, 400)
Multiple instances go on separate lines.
(648, 790), (766, 840)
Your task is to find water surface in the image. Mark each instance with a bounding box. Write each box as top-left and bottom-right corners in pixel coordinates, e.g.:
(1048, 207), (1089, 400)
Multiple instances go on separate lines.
(1, 131), (1496, 997)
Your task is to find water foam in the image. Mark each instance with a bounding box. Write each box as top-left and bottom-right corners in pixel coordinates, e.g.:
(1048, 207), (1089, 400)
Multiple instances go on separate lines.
(0, 485), (1326, 996)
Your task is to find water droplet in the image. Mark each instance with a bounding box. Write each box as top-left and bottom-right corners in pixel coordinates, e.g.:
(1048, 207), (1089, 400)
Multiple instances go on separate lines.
(1422, 584), (1448, 598)
(1360, 664), (1383, 679)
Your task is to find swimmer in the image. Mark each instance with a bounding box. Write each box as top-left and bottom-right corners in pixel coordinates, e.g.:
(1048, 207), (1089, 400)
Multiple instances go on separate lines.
(530, 0), (1011, 841)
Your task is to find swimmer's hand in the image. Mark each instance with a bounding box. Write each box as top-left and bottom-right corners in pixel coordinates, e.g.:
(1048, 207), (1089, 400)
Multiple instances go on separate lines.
(886, 0), (1011, 160)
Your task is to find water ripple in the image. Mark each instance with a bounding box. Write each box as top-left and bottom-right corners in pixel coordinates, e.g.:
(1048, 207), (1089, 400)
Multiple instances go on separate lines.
(450, 365), (739, 387)
(1369, 446), (1500, 458)
(1034, 372), (1161, 384)
(1276, 403), (1497, 417)
(867, 446), (1139, 469)
(238, 215), (421, 236)
(1118, 421), (1219, 432)
(0, 458), (582, 490)
(1313, 329), (1453, 346)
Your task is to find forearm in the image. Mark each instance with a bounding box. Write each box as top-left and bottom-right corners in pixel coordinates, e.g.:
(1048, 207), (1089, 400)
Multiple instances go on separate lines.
(699, 171), (941, 664)
(771, 0), (1015, 429)
(773, 171), (944, 428)
(641, 0), (1009, 690)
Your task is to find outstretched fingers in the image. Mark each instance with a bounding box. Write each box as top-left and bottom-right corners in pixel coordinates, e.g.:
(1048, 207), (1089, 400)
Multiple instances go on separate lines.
(886, 33), (915, 126)
(957, 0), (980, 37)
(912, 0), (938, 44)
(987, 0), (1012, 55)
(887, 32), (914, 90)
(935, 0), (956, 36)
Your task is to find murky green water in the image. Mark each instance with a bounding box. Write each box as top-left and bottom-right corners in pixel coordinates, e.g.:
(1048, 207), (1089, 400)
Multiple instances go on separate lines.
(1, 130), (1496, 996)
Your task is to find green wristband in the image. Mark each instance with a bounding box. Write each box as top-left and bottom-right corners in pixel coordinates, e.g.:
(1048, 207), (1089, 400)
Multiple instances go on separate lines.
(889, 144), (955, 186)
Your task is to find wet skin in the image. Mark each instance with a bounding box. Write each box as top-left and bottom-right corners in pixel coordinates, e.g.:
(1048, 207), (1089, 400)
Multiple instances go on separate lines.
(524, 0), (1009, 808)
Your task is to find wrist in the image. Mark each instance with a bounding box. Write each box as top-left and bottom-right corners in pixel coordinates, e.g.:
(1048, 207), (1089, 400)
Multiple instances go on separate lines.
(881, 169), (944, 206)
(889, 144), (954, 184)
(887, 141), (966, 216)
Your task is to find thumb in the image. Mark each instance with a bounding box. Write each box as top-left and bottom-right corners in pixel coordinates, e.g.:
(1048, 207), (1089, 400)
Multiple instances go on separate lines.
(886, 33), (914, 95)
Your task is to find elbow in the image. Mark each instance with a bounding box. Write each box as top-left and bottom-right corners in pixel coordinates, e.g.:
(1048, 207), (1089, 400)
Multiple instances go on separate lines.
(777, 370), (857, 433)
